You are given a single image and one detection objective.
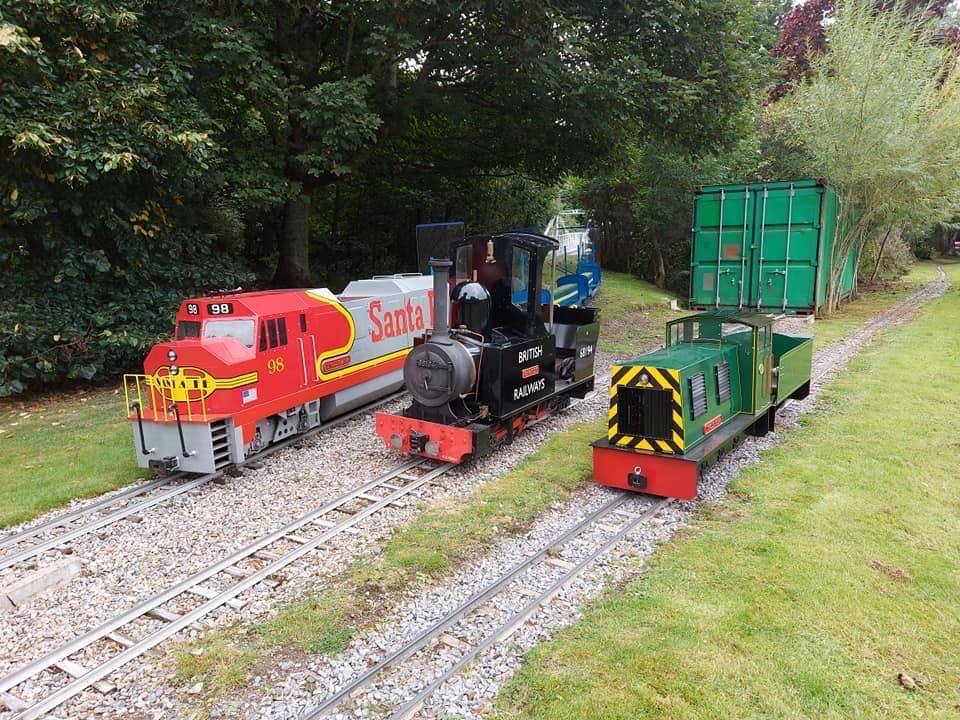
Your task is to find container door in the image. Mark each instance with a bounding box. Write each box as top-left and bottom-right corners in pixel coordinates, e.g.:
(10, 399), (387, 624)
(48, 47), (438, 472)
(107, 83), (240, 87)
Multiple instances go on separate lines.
(690, 187), (754, 309)
(751, 184), (822, 312)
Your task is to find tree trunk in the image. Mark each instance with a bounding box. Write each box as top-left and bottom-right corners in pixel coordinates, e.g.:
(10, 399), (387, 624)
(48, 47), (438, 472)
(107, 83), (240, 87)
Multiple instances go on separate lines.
(273, 192), (312, 287)
(870, 229), (893, 284)
(649, 237), (666, 289)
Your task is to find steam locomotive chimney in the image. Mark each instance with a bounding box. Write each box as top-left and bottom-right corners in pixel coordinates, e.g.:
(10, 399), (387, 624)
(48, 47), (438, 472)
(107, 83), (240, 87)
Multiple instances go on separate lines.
(429, 257), (452, 338)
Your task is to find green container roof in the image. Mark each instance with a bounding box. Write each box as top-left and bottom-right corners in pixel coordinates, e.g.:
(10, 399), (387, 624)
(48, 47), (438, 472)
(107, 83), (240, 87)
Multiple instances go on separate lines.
(697, 178), (829, 194)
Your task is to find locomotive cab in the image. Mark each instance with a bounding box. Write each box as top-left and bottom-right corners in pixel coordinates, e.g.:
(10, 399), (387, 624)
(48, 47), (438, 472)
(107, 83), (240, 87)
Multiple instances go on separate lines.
(375, 231), (600, 464)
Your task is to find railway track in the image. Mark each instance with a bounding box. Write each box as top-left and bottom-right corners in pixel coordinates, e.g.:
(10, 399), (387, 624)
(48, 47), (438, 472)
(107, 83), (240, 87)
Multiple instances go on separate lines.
(0, 456), (452, 719)
(303, 494), (671, 720)
(301, 280), (950, 719)
(0, 389), (597, 718)
(0, 391), (405, 574)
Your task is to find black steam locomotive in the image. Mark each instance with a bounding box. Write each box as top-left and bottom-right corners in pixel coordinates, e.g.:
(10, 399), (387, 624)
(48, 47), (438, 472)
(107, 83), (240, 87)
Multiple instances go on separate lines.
(375, 231), (599, 463)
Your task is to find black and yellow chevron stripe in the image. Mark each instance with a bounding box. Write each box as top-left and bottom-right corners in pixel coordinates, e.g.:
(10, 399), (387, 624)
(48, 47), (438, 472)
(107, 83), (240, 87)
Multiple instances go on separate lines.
(607, 364), (685, 454)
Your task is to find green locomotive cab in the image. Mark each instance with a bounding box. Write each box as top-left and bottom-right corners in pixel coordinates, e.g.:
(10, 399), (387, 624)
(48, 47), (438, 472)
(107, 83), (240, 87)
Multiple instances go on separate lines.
(594, 310), (812, 500)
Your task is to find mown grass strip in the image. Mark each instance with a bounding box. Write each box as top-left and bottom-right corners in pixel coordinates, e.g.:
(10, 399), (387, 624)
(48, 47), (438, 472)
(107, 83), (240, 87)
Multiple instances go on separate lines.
(495, 262), (960, 720)
(596, 271), (681, 355)
(0, 389), (147, 528)
(174, 592), (356, 699)
(809, 259), (943, 347)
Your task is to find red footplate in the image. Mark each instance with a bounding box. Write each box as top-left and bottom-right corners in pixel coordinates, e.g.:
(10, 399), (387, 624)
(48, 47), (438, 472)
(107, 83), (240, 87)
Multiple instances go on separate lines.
(592, 439), (699, 500)
(374, 411), (474, 464)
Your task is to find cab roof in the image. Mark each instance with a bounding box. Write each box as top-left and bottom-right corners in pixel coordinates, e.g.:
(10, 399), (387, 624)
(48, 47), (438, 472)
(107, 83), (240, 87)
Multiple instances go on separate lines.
(670, 309), (773, 328)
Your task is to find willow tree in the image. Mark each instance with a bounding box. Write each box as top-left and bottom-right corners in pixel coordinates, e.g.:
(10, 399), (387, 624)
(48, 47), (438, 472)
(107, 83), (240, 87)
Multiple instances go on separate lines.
(770, 0), (960, 311)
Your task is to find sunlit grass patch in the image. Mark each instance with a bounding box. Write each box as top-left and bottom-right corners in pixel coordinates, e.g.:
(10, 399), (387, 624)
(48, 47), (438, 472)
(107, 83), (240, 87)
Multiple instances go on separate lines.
(495, 260), (960, 720)
(594, 271), (683, 355)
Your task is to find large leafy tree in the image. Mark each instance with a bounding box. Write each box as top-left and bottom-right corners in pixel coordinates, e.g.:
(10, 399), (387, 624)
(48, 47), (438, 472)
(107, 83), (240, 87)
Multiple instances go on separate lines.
(161, 0), (779, 285)
(0, 0), (250, 394)
(1, 0), (782, 393)
(564, 0), (787, 288)
(768, 0), (955, 101)
(770, 0), (960, 310)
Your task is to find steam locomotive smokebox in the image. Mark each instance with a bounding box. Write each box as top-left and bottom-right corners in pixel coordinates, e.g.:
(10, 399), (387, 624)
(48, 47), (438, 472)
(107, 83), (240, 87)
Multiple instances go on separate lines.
(481, 336), (557, 417)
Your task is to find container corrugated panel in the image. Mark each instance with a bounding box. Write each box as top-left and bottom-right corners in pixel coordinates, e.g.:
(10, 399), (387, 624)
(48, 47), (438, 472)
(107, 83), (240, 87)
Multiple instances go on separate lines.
(690, 179), (855, 315)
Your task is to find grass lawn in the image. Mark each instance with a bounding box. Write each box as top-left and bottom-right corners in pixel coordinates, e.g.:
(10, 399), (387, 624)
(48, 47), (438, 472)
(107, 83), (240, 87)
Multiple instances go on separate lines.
(594, 271), (683, 355)
(808, 259), (943, 348)
(496, 261), (960, 720)
(0, 388), (146, 528)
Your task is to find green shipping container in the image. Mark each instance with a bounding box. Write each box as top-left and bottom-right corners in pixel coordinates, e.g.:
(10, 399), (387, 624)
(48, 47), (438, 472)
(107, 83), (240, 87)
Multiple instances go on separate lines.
(689, 179), (856, 315)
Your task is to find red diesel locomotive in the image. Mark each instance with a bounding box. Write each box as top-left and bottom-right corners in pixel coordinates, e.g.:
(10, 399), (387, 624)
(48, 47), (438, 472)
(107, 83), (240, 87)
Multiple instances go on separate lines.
(125, 275), (434, 474)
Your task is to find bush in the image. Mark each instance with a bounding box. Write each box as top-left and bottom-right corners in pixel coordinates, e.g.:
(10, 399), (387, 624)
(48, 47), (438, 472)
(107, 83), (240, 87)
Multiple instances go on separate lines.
(0, 231), (253, 397)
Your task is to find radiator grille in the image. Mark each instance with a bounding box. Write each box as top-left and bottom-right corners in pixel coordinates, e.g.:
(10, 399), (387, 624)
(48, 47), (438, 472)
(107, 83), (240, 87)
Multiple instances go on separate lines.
(715, 362), (731, 403)
(689, 373), (708, 418)
(617, 386), (672, 440)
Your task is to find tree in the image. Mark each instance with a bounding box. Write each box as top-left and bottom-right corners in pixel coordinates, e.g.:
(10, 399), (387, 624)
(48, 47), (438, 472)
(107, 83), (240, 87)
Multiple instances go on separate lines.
(161, 0), (782, 286)
(566, 0), (786, 290)
(770, 0), (960, 311)
(768, 0), (955, 102)
(0, 1), (252, 395)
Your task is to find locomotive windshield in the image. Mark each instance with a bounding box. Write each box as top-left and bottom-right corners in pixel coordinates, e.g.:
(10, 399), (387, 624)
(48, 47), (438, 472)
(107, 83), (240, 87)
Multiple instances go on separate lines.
(203, 318), (255, 348)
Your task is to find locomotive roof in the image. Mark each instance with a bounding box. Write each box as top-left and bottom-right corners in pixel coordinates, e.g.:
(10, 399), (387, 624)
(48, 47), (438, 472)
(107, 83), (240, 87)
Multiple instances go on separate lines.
(671, 309), (774, 328)
(465, 231), (560, 251)
(185, 289), (332, 315)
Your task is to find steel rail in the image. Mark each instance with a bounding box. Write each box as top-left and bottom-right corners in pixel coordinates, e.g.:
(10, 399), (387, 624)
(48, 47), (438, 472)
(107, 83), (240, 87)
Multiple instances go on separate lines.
(0, 473), (217, 571)
(0, 476), (176, 551)
(3, 386), (595, 716)
(302, 494), (629, 719)
(0, 390), (406, 571)
(3, 458), (452, 720)
(387, 497), (673, 720)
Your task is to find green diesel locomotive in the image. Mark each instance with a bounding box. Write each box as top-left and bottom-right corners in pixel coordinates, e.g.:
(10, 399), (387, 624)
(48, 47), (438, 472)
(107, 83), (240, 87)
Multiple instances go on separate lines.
(593, 311), (812, 498)
(593, 179), (851, 499)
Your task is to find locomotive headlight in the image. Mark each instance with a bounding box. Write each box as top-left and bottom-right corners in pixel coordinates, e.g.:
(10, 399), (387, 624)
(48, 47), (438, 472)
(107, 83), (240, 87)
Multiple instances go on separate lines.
(167, 349), (178, 362)
(169, 365), (179, 376)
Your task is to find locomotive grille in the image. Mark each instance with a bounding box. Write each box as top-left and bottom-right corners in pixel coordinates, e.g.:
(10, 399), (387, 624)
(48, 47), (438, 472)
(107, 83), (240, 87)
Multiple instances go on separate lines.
(715, 362), (731, 403)
(689, 372), (708, 418)
(210, 419), (233, 470)
(617, 386), (672, 440)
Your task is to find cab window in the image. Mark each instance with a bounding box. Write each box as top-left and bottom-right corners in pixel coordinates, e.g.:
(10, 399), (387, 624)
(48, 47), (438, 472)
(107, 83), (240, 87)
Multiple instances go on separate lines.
(176, 321), (200, 339)
(512, 247), (531, 312)
(453, 244), (473, 286)
(203, 319), (255, 348)
(260, 317), (289, 351)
